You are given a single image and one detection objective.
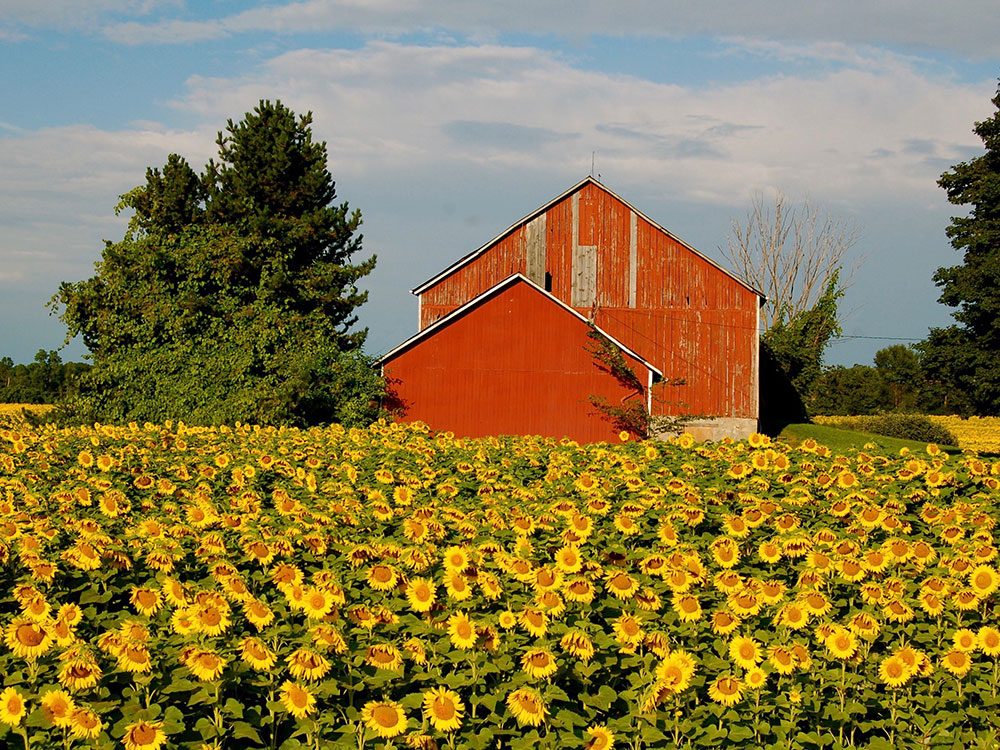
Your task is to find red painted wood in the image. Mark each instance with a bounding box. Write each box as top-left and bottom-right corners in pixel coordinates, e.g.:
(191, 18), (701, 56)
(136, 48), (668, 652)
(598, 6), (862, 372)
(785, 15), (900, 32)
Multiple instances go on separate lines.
(385, 280), (652, 443)
(415, 180), (760, 421)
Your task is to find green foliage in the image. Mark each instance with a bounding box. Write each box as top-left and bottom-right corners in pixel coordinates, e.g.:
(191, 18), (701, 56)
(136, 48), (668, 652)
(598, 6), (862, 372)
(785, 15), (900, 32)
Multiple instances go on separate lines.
(0, 350), (89, 404)
(585, 327), (690, 437)
(809, 345), (932, 416)
(806, 365), (885, 416)
(52, 101), (380, 426)
(921, 82), (1000, 414)
(759, 273), (842, 432)
(818, 413), (958, 446)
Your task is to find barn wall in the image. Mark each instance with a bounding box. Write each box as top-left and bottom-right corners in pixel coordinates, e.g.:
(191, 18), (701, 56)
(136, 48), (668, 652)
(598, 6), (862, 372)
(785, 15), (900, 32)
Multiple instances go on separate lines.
(415, 180), (760, 421)
(385, 281), (651, 443)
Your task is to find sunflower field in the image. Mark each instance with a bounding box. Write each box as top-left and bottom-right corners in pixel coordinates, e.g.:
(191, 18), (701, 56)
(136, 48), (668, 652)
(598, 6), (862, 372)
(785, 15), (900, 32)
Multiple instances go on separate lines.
(1, 421), (1000, 750)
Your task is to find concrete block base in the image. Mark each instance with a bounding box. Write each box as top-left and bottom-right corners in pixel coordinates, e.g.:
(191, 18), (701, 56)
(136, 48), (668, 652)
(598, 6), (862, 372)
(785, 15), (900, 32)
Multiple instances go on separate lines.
(655, 417), (759, 443)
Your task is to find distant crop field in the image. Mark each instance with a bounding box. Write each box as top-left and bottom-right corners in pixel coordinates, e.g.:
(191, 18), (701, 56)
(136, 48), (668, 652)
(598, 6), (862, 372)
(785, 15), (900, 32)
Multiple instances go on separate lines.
(927, 415), (1000, 454)
(1, 421), (1000, 747)
(0, 403), (53, 425)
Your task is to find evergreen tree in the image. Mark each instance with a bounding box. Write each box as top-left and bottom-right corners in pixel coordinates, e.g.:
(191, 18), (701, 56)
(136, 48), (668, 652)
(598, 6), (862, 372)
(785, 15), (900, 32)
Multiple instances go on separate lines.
(923, 82), (1000, 413)
(54, 101), (381, 426)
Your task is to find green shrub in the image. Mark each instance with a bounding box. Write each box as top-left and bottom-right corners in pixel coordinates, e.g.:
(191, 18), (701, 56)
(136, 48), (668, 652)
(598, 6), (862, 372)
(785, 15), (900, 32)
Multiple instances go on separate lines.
(822, 413), (958, 446)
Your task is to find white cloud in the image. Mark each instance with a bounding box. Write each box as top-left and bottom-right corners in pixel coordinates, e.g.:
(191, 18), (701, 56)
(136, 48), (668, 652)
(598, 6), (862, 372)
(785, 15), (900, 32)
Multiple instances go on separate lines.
(0, 0), (174, 32)
(0, 123), (213, 286)
(100, 0), (1000, 58)
(168, 41), (990, 209)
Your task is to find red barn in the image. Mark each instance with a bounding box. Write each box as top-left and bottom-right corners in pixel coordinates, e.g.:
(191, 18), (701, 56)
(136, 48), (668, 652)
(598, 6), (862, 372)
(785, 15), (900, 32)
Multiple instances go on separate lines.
(380, 177), (764, 442)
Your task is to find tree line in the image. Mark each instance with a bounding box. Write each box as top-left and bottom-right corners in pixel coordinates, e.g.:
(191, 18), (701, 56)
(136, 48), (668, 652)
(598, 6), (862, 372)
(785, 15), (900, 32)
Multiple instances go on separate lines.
(0, 350), (89, 404)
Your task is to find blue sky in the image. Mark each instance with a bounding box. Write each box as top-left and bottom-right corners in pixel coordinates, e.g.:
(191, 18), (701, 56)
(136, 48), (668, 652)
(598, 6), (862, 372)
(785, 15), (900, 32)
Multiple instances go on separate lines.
(1, 1), (998, 368)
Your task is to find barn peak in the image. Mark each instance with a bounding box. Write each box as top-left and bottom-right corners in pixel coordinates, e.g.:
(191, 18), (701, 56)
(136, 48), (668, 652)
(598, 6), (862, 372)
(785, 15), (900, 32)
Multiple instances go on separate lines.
(411, 176), (764, 299)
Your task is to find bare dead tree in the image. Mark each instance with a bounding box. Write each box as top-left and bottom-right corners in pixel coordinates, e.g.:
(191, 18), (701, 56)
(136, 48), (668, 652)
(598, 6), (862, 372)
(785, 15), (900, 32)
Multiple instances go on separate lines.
(723, 191), (862, 331)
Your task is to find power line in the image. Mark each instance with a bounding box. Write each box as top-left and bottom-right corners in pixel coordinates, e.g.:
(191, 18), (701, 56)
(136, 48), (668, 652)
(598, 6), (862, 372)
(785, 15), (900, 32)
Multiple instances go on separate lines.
(829, 334), (923, 343)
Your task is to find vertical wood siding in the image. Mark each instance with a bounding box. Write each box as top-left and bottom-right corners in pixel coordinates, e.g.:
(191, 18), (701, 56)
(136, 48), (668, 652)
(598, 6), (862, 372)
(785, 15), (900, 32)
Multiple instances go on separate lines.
(415, 181), (760, 421)
(385, 281), (652, 443)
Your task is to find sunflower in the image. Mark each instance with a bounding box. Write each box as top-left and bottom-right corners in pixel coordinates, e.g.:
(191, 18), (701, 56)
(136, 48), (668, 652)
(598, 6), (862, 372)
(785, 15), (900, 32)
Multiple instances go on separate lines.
(423, 687), (464, 733)
(710, 537), (740, 569)
(368, 564), (399, 591)
(767, 646), (797, 675)
(117, 645), (152, 674)
(560, 630), (595, 661)
(584, 724), (615, 749)
(68, 707), (103, 740)
(442, 546), (470, 572)
(564, 577), (596, 603)
(40, 689), (75, 727)
(883, 599), (916, 623)
(979, 626), (1000, 657)
(241, 599), (274, 631)
(193, 602), (231, 636)
(279, 681), (317, 719)
(878, 655), (909, 688)
(130, 587), (162, 617)
(708, 675), (743, 707)
(366, 644), (404, 672)
(605, 571), (640, 600)
(58, 655), (102, 692)
(240, 637), (277, 671)
(161, 578), (189, 608)
(287, 648), (331, 681)
(710, 609), (741, 636)
(917, 591), (945, 616)
(448, 612), (477, 649)
(521, 648), (558, 680)
(775, 603), (809, 630)
(825, 630), (858, 660)
(122, 720), (166, 750)
(728, 590), (762, 618)
(953, 588), (982, 611)
(969, 565), (1000, 597)
(953, 628), (978, 653)
(443, 570), (473, 602)
(655, 650), (696, 691)
(744, 666), (767, 690)
(362, 700), (408, 739)
(729, 635), (762, 669)
(941, 649), (972, 677)
(301, 588), (334, 619)
(506, 687), (547, 727)
(801, 591), (831, 617)
(758, 541), (782, 563)
(403, 638), (428, 665)
(0, 687), (26, 726)
(519, 608), (548, 637)
(5, 616), (51, 659)
(613, 614), (644, 647)
(672, 593), (702, 622)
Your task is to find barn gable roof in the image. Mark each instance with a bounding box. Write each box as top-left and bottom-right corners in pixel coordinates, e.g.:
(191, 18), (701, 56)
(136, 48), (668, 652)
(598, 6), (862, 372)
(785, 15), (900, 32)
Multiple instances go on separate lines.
(411, 176), (766, 300)
(379, 273), (664, 379)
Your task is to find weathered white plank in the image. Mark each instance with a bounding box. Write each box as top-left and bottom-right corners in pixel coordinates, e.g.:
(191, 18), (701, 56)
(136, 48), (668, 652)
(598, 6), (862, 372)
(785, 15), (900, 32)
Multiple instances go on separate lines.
(629, 210), (638, 308)
(570, 192), (597, 308)
(525, 214), (547, 287)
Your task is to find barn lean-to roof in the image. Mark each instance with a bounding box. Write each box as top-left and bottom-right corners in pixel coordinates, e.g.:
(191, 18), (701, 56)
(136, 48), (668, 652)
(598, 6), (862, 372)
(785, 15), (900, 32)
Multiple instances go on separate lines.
(379, 273), (663, 380)
(410, 176), (766, 300)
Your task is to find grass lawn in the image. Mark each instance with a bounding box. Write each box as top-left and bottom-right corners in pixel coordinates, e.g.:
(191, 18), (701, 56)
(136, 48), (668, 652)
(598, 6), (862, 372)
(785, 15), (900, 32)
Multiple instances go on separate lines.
(778, 422), (964, 455)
